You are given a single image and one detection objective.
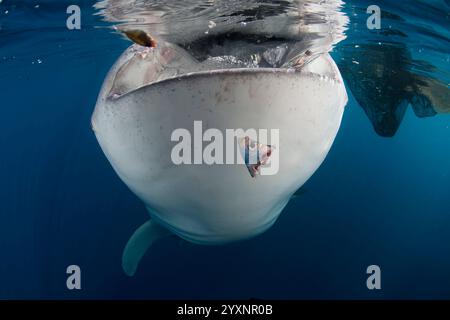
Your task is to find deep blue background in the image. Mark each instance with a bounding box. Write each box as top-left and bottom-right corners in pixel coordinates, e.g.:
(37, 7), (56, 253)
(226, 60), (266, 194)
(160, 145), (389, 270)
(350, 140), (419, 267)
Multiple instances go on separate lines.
(0, 1), (449, 299)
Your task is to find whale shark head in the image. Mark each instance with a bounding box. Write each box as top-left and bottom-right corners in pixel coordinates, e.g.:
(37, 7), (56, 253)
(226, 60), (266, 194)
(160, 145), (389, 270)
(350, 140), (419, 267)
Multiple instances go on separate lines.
(91, 39), (347, 275)
(92, 5), (347, 274)
(92, 42), (347, 238)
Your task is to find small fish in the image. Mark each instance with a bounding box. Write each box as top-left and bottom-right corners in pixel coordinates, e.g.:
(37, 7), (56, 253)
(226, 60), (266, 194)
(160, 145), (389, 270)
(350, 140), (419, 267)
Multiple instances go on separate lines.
(292, 49), (313, 68)
(238, 136), (273, 178)
(123, 29), (157, 48)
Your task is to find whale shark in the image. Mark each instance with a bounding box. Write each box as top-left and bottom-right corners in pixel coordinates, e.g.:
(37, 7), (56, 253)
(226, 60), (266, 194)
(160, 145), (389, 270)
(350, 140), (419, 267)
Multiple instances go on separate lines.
(91, 40), (348, 276)
(338, 43), (450, 137)
(92, 0), (350, 276)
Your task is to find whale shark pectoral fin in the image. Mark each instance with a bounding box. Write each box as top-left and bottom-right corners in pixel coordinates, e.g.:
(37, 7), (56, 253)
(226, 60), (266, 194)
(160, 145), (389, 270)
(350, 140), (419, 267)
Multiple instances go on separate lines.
(122, 219), (171, 276)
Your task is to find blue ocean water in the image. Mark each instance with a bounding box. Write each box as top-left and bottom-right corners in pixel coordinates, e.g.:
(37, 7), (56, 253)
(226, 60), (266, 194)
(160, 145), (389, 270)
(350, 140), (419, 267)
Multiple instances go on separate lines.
(0, 0), (449, 299)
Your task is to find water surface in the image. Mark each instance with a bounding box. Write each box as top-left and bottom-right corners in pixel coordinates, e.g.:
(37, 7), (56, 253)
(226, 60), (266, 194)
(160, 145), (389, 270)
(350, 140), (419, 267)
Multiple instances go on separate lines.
(0, 0), (449, 299)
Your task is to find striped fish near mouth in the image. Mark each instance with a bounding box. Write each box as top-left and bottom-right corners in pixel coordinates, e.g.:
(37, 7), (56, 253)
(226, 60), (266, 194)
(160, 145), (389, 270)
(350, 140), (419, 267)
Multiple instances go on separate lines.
(238, 136), (274, 178)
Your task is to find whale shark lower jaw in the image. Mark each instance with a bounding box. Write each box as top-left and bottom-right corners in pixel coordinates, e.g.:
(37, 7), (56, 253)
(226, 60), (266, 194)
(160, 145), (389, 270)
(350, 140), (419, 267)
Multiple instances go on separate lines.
(102, 64), (345, 104)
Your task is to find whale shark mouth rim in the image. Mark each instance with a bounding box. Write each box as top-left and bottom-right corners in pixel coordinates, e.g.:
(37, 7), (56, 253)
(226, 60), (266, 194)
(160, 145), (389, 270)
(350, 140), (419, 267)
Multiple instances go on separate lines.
(107, 66), (343, 102)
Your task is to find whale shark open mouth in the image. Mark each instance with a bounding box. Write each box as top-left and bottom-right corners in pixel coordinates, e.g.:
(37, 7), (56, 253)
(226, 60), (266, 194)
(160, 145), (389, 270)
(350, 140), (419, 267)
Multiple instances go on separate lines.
(107, 34), (342, 100)
(100, 0), (349, 100)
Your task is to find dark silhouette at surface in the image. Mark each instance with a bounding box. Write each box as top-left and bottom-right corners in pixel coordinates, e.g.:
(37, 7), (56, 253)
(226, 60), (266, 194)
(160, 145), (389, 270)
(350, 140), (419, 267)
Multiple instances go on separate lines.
(338, 43), (449, 137)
